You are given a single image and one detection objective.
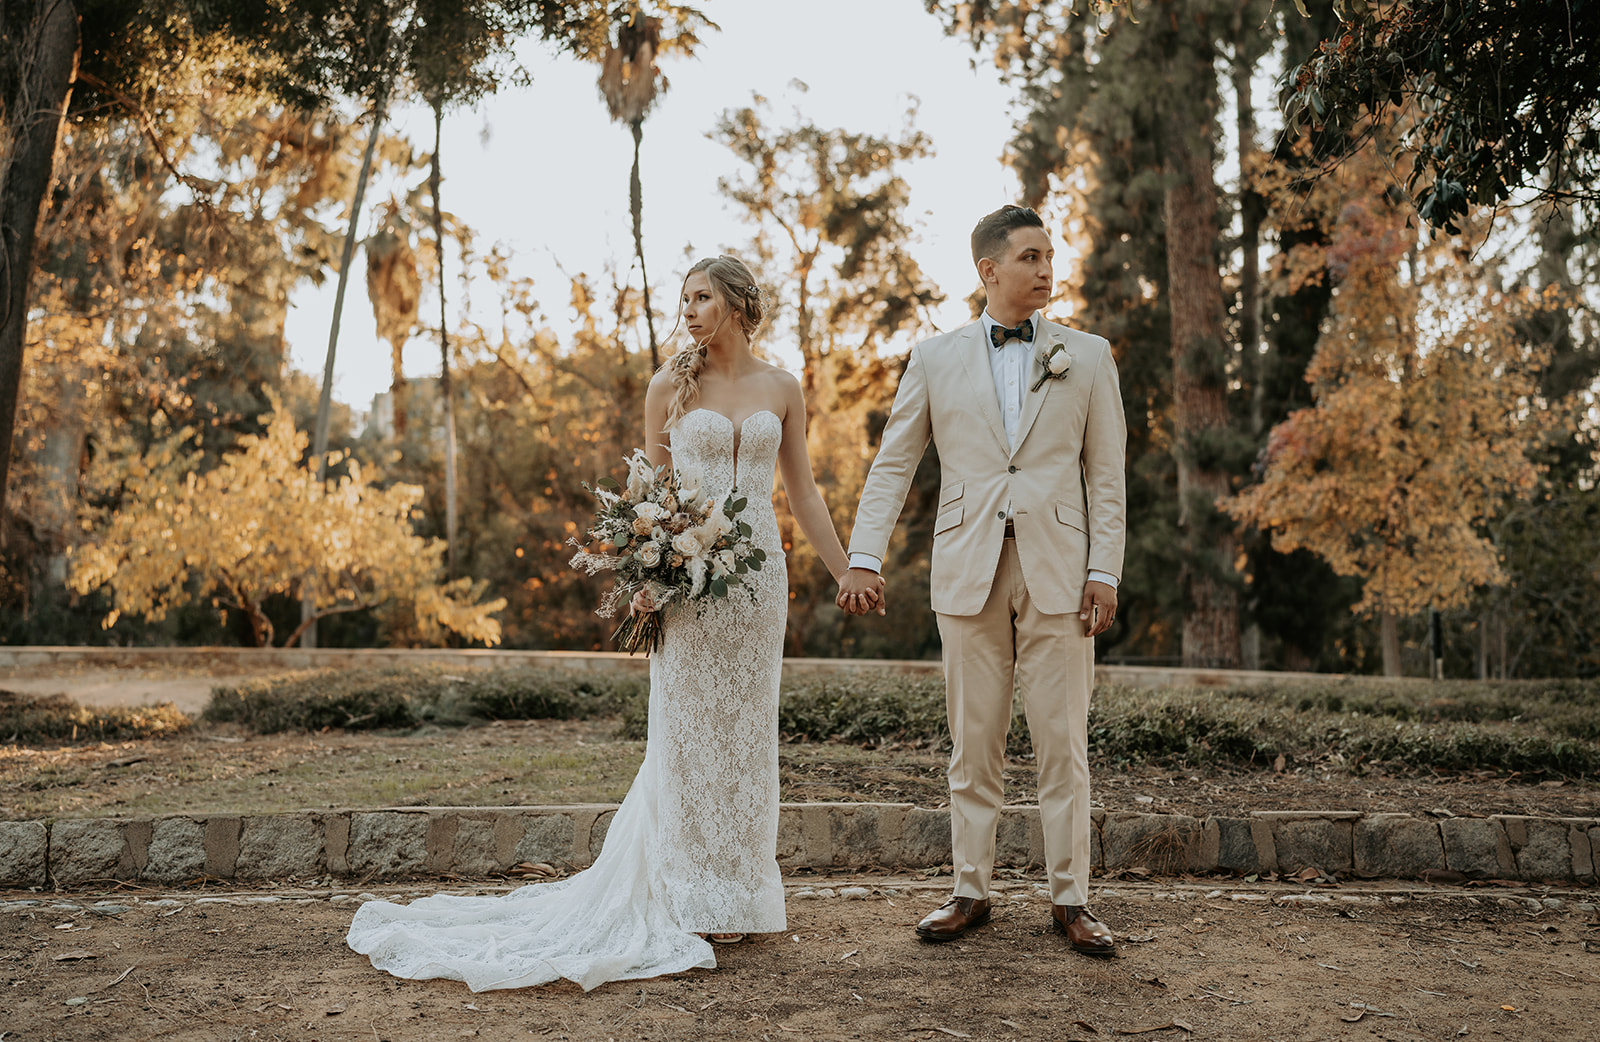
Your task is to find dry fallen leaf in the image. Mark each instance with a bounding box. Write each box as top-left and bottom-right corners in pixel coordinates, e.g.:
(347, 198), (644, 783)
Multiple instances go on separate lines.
(933, 1029), (973, 1039)
(53, 951), (96, 962)
(1073, 1019), (1100, 1034)
(325, 1004), (346, 1016)
(1124, 932), (1157, 944)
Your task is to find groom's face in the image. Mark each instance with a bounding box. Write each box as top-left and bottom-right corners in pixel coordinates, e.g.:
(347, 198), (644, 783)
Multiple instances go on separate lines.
(980, 226), (1054, 319)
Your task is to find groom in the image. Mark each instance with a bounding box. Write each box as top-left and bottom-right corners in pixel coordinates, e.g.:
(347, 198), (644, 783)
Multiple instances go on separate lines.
(839, 205), (1126, 955)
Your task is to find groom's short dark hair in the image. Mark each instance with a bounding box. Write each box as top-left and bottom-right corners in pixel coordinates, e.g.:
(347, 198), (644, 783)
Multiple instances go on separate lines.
(971, 205), (1044, 267)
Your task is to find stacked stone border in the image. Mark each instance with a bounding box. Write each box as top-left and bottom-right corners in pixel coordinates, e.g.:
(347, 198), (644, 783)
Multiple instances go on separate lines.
(3, 804), (1595, 889)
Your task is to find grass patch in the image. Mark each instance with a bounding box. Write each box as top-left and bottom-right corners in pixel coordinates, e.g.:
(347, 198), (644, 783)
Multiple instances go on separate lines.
(1, 690), (191, 744)
(202, 666), (648, 734)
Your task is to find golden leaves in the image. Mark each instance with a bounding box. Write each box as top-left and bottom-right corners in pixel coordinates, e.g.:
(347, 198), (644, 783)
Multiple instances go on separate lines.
(1226, 147), (1549, 618)
(68, 392), (501, 647)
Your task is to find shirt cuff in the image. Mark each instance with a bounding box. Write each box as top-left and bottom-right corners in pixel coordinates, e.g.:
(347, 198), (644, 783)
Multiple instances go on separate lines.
(848, 552), (883, 573)
(1087, 570), (1118, 589)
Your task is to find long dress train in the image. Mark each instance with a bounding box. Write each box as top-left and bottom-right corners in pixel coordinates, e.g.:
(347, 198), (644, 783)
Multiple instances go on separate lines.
(346, 409), (789, 991)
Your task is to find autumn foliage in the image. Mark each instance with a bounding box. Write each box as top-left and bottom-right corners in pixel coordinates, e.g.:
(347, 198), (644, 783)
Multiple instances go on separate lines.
(1225, 153), (1548, 617)
(67, 395), (504, 647)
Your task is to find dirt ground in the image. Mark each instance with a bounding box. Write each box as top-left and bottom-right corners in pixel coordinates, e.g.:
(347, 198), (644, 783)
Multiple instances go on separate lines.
(3, 875), (1598, 1042)
(4, 716), (1598, 823)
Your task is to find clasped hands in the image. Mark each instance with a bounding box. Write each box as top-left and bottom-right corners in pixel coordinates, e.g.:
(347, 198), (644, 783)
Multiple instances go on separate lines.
(836, 568), (887, 617)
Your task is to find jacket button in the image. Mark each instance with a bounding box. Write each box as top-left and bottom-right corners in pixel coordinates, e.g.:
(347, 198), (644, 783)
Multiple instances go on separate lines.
(1008, 465), (1018, 473)
(997, 511), (1006, 519)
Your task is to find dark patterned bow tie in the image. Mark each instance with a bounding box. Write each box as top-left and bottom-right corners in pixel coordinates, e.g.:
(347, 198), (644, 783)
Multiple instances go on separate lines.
(989, 318), (1034, 349)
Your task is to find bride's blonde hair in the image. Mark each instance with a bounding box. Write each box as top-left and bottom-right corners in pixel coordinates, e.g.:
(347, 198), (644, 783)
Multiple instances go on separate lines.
(663, 255), (767, 429)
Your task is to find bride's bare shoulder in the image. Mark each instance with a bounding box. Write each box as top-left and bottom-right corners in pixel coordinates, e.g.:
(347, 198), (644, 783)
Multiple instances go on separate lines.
(755, 362), (800, 402)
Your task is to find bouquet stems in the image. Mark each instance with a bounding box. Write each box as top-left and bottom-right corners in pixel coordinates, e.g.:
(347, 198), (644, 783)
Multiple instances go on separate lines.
(611, 609), (666, 655)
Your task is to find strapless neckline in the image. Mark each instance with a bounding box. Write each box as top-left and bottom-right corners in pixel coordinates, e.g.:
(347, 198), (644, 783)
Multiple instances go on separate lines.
(683, 408), (779, 461)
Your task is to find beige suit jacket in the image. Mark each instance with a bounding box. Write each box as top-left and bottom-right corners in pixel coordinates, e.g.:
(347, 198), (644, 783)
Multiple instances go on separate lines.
(849, 317), (1127, 617)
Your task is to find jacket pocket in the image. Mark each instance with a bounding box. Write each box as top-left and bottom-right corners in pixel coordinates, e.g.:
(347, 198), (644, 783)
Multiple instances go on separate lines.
(934, 504), (964, 536)
(1056, 501), (1088, 534)
(939, 480), (965, 508)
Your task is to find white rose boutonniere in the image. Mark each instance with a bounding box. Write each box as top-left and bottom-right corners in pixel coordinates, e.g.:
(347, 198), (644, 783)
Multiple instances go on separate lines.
(1031, 336), (1072, 392)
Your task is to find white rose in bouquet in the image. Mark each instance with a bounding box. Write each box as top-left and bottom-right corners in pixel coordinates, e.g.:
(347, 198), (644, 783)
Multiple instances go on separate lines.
(636, 542), (662, 568)
(634, 501), (669, 522)
(672, 530), (704, 558)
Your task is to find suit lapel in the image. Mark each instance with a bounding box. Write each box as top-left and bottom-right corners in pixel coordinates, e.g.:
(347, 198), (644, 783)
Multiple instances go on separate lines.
(955, 322), (1011, 453)
(1009, 321), (1061, 454)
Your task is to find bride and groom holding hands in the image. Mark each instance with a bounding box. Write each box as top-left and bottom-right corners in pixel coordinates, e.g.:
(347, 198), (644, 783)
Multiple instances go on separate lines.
(347, 204), (1128, 992)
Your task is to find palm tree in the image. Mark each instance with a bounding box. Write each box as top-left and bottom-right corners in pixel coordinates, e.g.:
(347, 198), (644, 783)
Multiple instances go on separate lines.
(597, 6), (669, 370)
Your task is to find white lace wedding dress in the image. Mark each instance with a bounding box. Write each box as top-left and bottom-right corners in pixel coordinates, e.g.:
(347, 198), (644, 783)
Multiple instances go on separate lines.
(347, 409), (789, 992)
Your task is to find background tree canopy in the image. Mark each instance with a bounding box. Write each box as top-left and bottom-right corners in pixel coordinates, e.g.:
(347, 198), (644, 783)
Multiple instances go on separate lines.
(2, 1), (1596, 677)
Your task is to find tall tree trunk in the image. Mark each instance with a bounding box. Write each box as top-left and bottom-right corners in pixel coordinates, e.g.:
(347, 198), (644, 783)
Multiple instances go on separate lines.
(430, 100), (458, 581)
(1380, 611), (1402, 676)
(1232, 20), (1266, 670)
(1476, 612), (1489, 680)
(303, 84), (387, 648)
(1159, 5), (1242, 669)
(1232, 54), (1264, 437)
(629, 118), (659, 370)
(0, 1), (79, 538)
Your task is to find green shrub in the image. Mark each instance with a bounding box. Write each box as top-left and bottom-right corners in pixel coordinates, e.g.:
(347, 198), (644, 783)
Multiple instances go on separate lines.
(198, 664), (1599, 779)
(204, 666), (648, 735)
(1, 690), (191, 744)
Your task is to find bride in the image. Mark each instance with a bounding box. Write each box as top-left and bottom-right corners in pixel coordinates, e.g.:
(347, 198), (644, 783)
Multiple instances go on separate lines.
(346, 254), (879, 991)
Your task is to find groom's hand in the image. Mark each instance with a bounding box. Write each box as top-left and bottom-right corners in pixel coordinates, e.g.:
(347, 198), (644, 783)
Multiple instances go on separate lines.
(1080, 580), (1117, 637)
(837, 568), (887, 616)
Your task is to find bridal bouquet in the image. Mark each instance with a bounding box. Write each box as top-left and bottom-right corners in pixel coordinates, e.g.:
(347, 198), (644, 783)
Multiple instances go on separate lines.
(568, 449), (766, 654)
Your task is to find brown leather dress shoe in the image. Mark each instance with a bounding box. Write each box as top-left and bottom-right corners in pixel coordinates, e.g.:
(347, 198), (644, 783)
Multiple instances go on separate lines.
(914, 896), (991, 942)
(1052, 904), (1116, 956)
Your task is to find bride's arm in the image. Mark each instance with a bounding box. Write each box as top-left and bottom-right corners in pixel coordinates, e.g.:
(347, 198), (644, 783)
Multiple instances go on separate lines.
(643, 370), (674, 471)
(774, 374), (854, 587)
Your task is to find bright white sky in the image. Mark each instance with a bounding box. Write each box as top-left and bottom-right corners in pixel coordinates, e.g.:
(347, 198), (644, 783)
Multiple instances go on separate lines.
(282, 0), (1027, 415)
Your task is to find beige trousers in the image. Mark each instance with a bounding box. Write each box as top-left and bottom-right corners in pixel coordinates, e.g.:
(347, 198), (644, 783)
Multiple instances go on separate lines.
(936, 539), (1094, 906)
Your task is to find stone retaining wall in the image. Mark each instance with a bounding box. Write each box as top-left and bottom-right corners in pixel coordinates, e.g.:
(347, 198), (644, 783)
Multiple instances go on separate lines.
(3, 805), (1593, 888)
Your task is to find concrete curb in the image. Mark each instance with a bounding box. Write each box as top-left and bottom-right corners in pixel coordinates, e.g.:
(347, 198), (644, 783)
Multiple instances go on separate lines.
(4, 805), (1595, 888)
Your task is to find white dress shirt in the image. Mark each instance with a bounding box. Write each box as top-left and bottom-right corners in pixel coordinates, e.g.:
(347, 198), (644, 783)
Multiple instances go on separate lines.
(849, 311), (1118, 590)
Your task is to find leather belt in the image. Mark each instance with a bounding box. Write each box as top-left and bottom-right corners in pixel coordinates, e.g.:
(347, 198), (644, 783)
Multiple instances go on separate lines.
(1003, 520), (1016, 539)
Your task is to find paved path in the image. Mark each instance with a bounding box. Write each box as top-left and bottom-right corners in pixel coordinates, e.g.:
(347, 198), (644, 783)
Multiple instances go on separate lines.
(0, 670), (251, 714)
